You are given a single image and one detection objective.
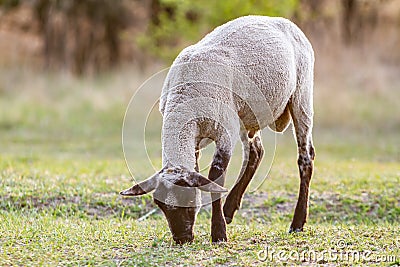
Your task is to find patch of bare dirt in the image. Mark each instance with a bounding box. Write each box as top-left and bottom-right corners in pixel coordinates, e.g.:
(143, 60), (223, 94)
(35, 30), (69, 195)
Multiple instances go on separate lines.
(0, 193), (156, 219)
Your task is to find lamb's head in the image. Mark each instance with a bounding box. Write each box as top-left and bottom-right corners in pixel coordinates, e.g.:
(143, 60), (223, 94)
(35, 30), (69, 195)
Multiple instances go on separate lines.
(120, 165), (227, 244)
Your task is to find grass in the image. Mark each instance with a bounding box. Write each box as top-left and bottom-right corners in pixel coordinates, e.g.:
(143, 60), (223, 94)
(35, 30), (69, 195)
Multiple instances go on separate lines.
(0, 67), (399, 266)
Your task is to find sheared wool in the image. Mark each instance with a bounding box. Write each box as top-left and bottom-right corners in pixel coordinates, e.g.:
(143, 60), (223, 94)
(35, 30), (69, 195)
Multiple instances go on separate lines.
(159, 15), (314, 170)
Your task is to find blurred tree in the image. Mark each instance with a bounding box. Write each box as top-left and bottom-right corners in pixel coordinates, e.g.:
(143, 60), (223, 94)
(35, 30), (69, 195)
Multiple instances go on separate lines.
(0, 0), (131, 75)
(342, 0), (359, 44)
(139, 0), (299, 63)
(341, 0), (379, 45)
(34, 0), (130, 75)
(0, 0), (20, 9)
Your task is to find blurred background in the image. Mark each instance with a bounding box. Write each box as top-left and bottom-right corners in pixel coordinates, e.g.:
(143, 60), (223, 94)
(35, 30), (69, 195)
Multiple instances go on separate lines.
(0, 0), (399, 165)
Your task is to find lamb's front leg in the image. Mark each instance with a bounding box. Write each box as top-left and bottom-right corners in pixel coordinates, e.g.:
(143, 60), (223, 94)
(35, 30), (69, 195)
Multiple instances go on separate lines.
(223, 131), (264, 224)
(208, 148), (231, 242)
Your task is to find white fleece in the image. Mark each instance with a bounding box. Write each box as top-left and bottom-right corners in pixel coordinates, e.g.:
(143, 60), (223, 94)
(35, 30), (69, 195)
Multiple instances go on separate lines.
(159, 15), (314, 170)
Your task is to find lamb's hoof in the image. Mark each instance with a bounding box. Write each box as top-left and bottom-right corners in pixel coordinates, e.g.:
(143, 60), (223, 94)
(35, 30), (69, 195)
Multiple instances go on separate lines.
(225, 217), (232, 224)
(212, 236), (227, 244)
(289, 226), (303, 233)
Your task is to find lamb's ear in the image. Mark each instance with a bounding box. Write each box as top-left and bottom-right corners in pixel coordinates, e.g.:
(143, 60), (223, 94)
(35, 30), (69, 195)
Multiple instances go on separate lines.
(188, 172), (228, 193)
(120, 173), (159, 196)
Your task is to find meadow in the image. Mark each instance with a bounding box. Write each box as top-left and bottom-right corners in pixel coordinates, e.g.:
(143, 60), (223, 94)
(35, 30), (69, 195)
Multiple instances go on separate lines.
(0, 62), (399, 266)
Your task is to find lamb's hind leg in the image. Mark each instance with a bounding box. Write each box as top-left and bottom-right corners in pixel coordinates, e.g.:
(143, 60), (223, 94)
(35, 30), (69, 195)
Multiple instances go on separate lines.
(208, 146), (231, 242)
(288, 99), (315, 233)
(223, 130), (264, 224)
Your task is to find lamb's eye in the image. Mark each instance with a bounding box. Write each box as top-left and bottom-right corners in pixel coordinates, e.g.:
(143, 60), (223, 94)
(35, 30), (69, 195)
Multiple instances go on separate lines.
(166, 204), (177, 210)
(175, 179), (189, 187)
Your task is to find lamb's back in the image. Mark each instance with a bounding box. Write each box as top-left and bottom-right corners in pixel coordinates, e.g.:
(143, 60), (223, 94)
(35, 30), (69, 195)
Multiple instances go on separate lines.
(161, 16), (313, 127)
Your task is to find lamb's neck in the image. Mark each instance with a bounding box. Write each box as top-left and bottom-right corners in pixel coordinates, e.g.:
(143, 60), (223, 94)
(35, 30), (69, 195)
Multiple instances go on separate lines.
(161, 120), (197, 171)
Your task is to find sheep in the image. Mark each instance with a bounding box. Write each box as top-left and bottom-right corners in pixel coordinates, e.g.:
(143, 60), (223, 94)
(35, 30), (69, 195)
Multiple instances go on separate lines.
(120, 15), (315, 244)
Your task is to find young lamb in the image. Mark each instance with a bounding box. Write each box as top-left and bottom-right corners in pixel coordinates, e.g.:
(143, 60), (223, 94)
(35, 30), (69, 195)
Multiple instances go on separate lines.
(121, 15), (315, 244)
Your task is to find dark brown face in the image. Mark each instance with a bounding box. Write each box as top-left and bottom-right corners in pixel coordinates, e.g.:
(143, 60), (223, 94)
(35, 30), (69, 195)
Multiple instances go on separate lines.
(154, 199), (198, 244)
(120, 165), (228, 244)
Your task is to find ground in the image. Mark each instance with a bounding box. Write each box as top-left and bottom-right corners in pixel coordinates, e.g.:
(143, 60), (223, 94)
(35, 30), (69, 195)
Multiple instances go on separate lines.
(0, 68), (399, 266)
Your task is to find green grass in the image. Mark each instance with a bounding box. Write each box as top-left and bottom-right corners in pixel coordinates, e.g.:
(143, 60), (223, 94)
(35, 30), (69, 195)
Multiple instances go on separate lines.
(0, 68), (399, 266)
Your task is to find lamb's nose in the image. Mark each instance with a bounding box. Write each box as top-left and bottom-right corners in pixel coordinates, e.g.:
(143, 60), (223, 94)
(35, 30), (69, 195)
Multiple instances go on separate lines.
(173, 234), (194, 245)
